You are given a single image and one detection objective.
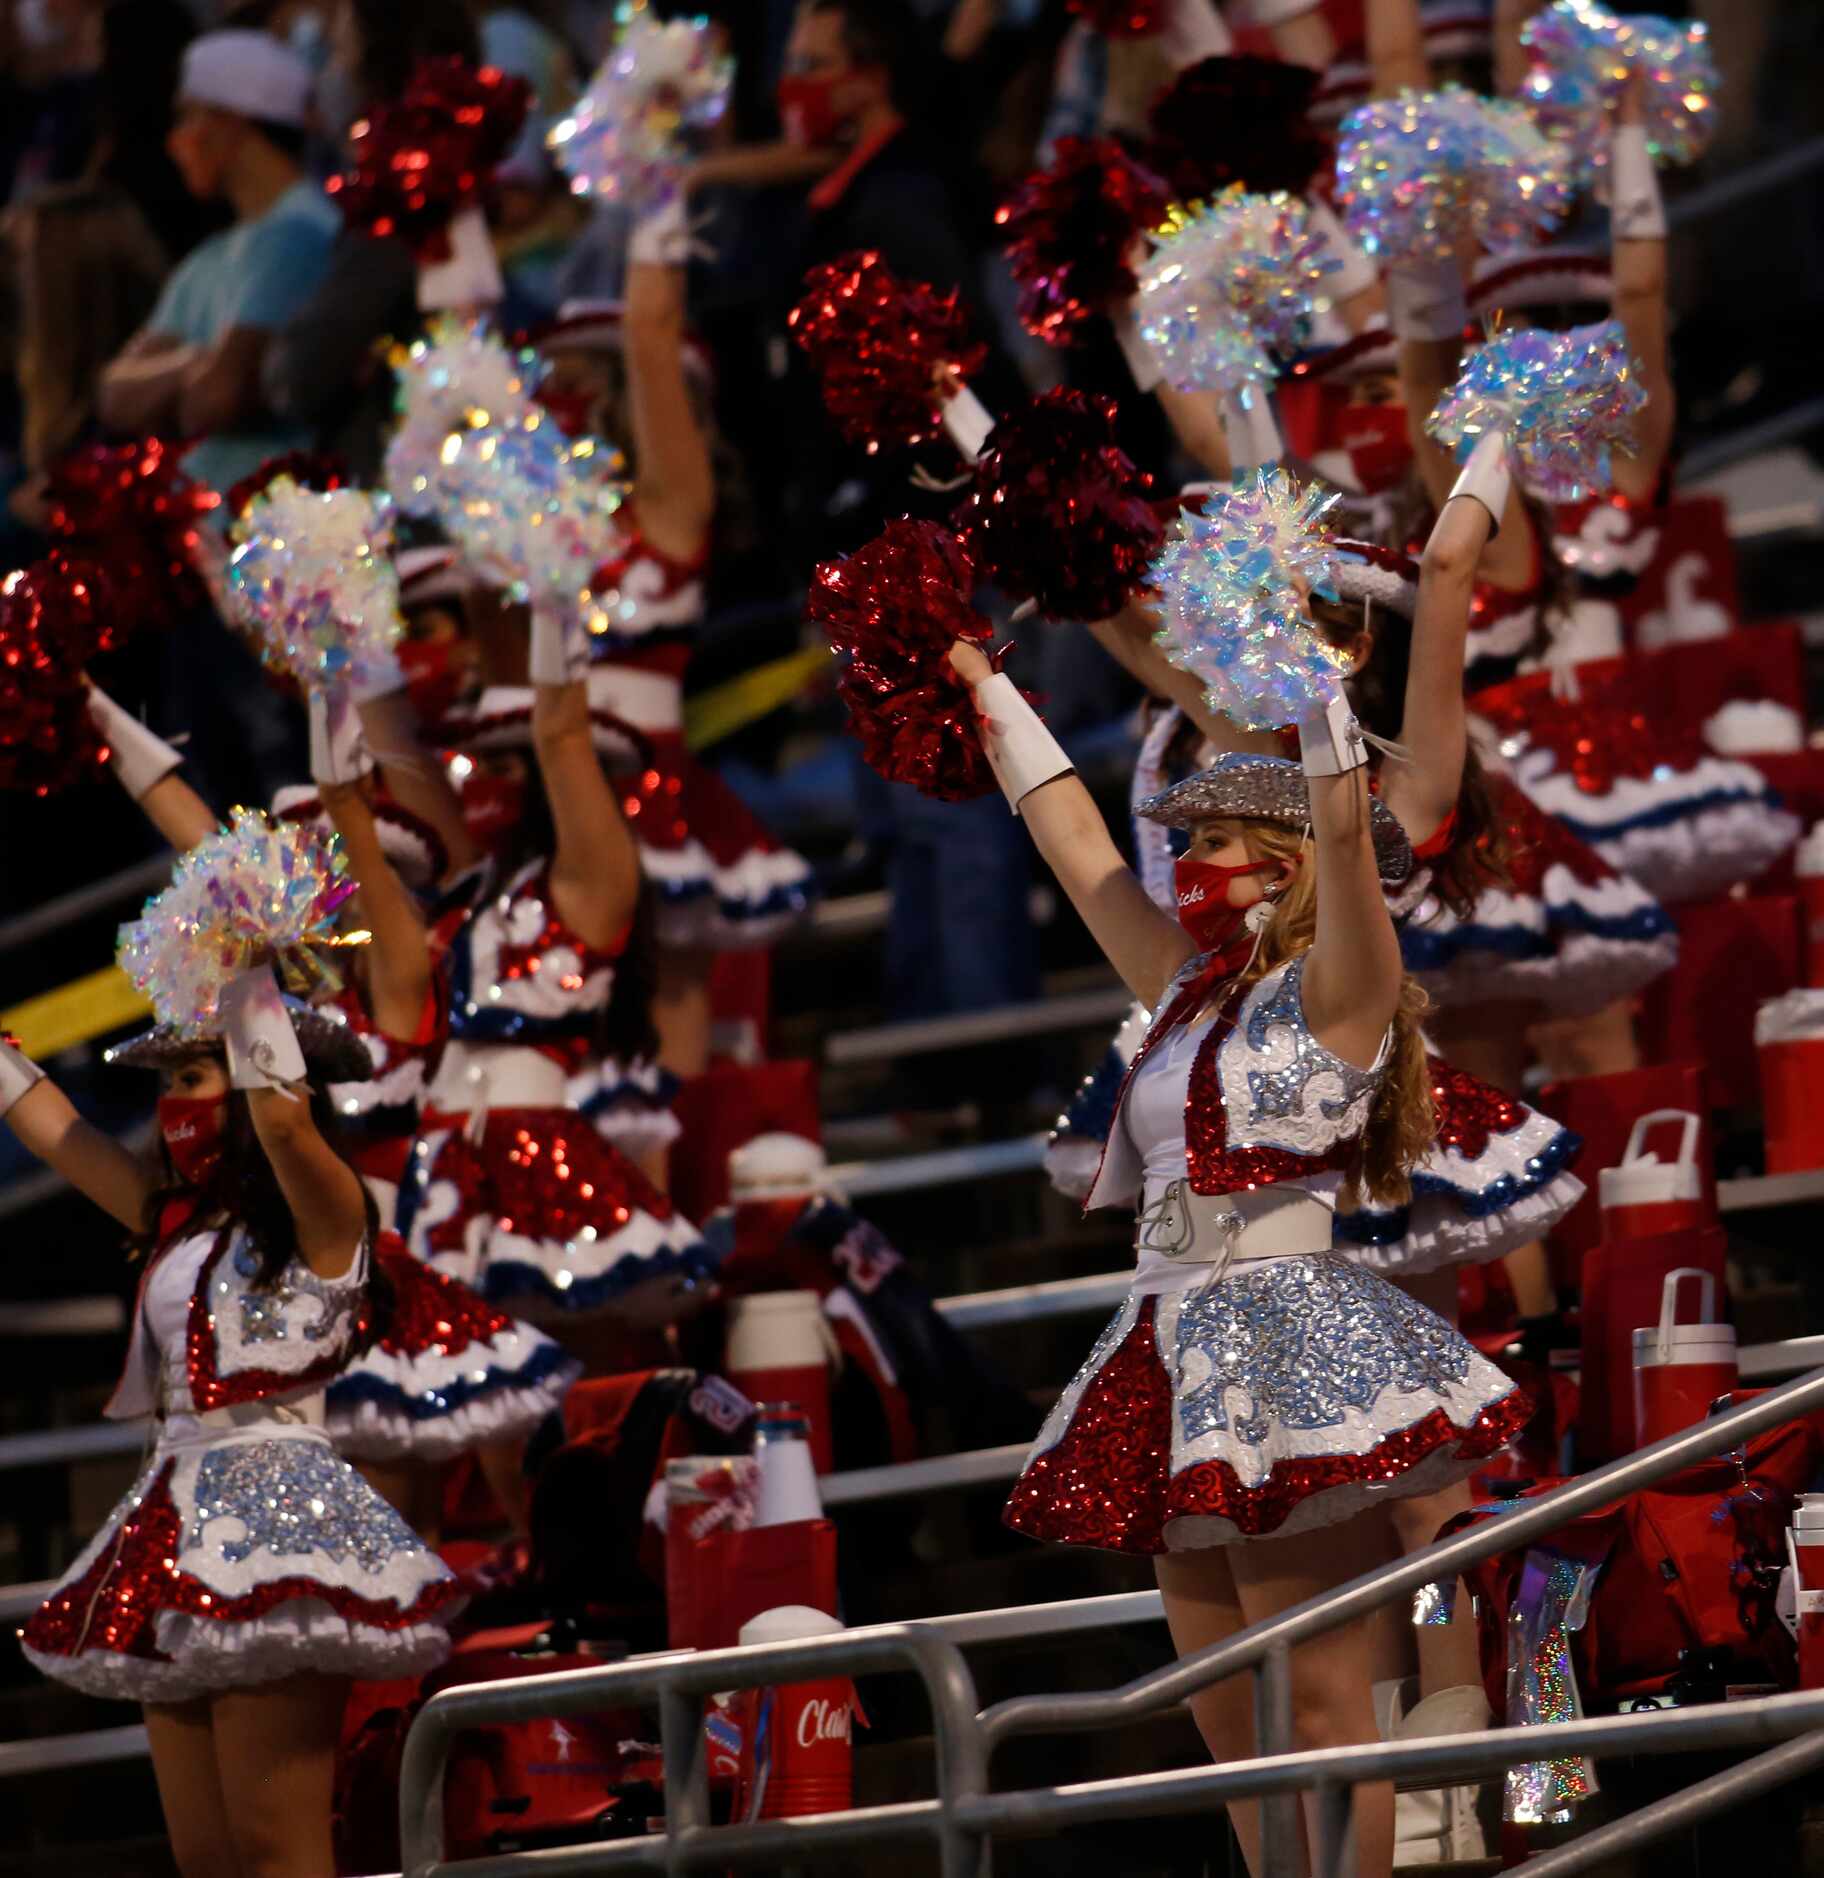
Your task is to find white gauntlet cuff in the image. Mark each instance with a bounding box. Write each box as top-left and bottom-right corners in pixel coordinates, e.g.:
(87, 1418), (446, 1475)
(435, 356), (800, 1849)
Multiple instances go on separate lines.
(308, 690), (375, 785)
(940, 382), (998, 461)
(1385, 260), (1468, 342)
(529, 599), (587, 686)
(974, 673), (1073, 812)
(1609, 124), (1668, 240)
(220, 970), (307, 1092)
(1445, 429), (1510, 534)
(88, 686), (182, 801)
(1298, 689), (1369, 777)
(0, 1036), (45, 1120)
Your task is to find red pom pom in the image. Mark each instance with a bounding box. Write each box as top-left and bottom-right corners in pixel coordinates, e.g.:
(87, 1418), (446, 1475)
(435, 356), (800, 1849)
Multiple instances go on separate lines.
(42, 437), (214, 639)
(1144, 55), (1329, 203)
(225, 450), (351, 521)
(995, 137), (1168, 346)
(0, 558), (113, 796)
(808, 520), (1013, 801)
(1068, 0), (1166, 36)
(954, 389), (1163, 622)
(325, 58), (530, 260)
(789, 251), (988, 454)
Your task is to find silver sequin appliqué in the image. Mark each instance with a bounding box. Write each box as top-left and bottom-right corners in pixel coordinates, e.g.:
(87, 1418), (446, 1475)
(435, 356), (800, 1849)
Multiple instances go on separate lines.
(1233, 956), (1385, 1154)
(185, 1440), (426, 1571)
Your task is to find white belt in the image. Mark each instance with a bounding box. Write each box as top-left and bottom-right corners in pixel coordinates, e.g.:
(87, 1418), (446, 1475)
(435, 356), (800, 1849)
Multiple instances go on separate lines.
(425, 1042), (568, 1127)
(157, 1394), (329, 1450)
(591, 667), (683, 732)
(1136, 1181), (1333, 1292)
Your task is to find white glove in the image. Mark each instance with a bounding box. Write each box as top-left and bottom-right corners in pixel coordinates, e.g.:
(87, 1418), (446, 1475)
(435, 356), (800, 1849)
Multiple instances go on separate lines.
(1385, 259), (1469, 342)
(1306, 199), (1380, 304)
(940, 382), (997, 461)
(219, 969), (306, 1092)
(87, 685), (183, 801)
(1111, 304), (1165, 394)
(629, 194), (692, 267)
(416, 205), (504, 313)
(528, 599), (588, 686)
(0, 1035), (45, 1120)
(1298, 690), (1369, 777)
(308, 690), (375, 785)
(1609, 123), (1668, 241)
(973, 673), (1074, 812)
(1445, 429), (1511, 534)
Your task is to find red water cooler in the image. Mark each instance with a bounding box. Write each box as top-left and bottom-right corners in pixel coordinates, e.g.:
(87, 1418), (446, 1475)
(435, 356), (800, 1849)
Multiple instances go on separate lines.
(1756, 987), (1824, 1173)
(1788, 1496), (1824, 1688)
(730, 1604), (860, 1822)
(1631, 1268), (1738, 1445)
(1578, 1111), (1728, 1462)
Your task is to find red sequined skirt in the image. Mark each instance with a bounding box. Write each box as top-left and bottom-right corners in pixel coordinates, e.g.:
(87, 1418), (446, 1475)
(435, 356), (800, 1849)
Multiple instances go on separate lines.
(21, 1426), (460, 1703)
(1005, 1263), (1527, 1554)
(397, 1104), (714, 1319)
(617, 728), (814, 951)
(325, 1247), (581, 1463)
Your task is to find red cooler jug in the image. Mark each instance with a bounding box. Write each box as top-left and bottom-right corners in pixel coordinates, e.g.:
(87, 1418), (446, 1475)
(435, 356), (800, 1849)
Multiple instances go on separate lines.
(1632, 1269), (1738, 1446)
(726, 1292), (836, 1473)
(1756, 988), (1824, 1173)
(1597, 1110), (1705, 1240)
(735, 1605), (857, 1821)
(1789, 1495), (1824, 1688)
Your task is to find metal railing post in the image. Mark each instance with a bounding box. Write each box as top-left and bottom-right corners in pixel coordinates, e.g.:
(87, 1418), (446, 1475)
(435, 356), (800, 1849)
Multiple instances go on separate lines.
(1312, 1780), (1353, 1878)
(1254, 1646), (1300, 1878)
(657, 1685), (709, 1873)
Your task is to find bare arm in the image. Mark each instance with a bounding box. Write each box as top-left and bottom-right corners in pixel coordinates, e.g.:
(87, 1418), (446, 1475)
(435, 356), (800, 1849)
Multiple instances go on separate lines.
(245, 1084), (370, 1276)
(1365, 0), (1428, 96)
(356, 688), (483, 878)
(533, 678), (644, 949)
(1493, 0), (1543, 95)
(96, 330), (193, 434)
(1380, 490), (1496, 842)
(1609, 79), (1675, 498)
(176, 327), (270, 439)
(1088, 598), (1284, 756)
(1154, 385), (1232, 482)
(1299, 757), (1406, 1067)
(623, 260), (714, 564)
(85, 683), (219, 852)
(4, 1078), (153, 1231)
(317, 779), (434, 1039)
(949, 639), (1194, 1006)
(1266, 3), (1338, 72)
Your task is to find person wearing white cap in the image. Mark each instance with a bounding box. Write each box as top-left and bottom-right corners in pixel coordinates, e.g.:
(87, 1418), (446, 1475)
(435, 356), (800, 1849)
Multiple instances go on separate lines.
(96, 26), (339, 498)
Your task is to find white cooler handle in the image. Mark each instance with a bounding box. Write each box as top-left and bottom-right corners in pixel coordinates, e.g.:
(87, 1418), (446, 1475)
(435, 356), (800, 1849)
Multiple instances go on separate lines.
(1655, 1267), (1717, 1359)
(1623, 1108), (1700, 1172)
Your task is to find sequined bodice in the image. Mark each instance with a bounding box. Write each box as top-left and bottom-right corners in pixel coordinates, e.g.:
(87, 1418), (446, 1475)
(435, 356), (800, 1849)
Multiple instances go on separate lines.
(1552, 488), (1663, 589)
(108, 1227), (370, 1423)
(588, 525), (705, 660)
(1088, 955), (1390, 1214)
(323, 982), (443, 1144)
(441, 859), (621, 1057)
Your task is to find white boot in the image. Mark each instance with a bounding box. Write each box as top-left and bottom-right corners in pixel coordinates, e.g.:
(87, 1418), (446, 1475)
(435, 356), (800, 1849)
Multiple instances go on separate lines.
(1391, 1685), (1495, 1867)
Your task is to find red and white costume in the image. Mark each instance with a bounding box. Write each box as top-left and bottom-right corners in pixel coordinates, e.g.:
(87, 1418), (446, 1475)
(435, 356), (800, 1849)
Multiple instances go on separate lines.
(22, 1213), (459, 1700)
(585, 520), (814, 951)
(397, 859), (711, 1317)
(1006, 950), (1528, 1552)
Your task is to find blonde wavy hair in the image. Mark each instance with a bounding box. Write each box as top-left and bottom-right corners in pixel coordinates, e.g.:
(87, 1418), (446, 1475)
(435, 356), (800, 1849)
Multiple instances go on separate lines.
(1200, 817), (1437, 1210)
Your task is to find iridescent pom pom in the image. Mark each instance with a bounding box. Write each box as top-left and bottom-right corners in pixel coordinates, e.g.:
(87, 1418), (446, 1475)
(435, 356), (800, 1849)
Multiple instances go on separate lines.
(225, 451), (350, 522)
(995, 137), (1169, 346)
(1521, 2), (1717, 185)
(954, 388), (1163, 622)
(326, 58), (530, 259)
(43, 436), (216, 637)
(227, 479), (404, 695)
(1136, 188), (1337, 393)
(549, 10), (732, 213)
(1144, 55), (1327, 202)
(385, 318), (544, 517)
(808, 519), (1008, 801)
(118, 808), (362, 1033)
(1149, 468), (1348, 731)
(1335, 85), (1574, 261)
(0, 557), (114, 796)
(426, 415), (628, 620)
(789, 251), (988, 454)
(1427, 319), (1646, 502)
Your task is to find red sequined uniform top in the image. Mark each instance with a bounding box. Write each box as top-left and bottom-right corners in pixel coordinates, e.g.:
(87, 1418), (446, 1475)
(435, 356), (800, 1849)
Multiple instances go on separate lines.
(588, 515), (707, 681)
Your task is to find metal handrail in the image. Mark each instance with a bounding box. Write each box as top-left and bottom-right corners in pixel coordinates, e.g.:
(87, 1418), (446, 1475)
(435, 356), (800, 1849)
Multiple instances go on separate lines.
(398, 1625), (990, 1878)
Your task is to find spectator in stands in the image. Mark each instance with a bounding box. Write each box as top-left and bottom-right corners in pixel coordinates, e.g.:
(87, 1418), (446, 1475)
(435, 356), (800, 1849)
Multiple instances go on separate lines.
(262, 0), (480, 480)
(94, 27), (337, 498)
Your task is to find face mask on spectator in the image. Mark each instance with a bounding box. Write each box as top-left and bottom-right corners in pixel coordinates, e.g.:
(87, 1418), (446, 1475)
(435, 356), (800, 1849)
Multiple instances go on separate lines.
(777, 74), (844, 149)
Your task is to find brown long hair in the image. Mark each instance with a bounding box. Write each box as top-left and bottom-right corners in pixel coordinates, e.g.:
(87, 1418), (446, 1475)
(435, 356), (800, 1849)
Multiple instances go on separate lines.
(1208, 818), (1436, 1209)
(135, 1081), (390, 1347)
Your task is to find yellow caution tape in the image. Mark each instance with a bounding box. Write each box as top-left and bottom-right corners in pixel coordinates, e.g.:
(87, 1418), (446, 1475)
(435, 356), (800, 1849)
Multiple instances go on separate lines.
(2, 966), (151, 1061)
(684, 644), (831, 751)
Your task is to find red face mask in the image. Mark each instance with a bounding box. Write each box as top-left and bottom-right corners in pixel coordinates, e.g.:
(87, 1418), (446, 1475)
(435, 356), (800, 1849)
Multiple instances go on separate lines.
(397, 637), (463, 726)
(1174, 856), (1281, 955)
(158, 1093), (226, 1186)
(1340, 402), (1413, 496)
(536, 385), (596, 440)
(460, 770), (526, 851)
(777, 73), (844, 148)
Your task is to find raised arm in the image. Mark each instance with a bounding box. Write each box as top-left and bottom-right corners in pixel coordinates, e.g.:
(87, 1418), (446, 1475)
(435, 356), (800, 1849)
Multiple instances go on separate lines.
(948, 639), (1194, 1007)
(316, 778), (434, 1039)
(85, 682), (219, 853)
(528, 614), (643, 948)
(1365, 0), (1429, 96)
(1088, 596), (1285, 758)
(0, 1045), (153, 1231)
(1297, 704), (1406, 1067)
(218, 971), (369, 1276)
(1379, 437), (1506, 841)
(354, 686), (483, 880)
(1608, 76), (1675, 498)
(622, 217), (714, 565)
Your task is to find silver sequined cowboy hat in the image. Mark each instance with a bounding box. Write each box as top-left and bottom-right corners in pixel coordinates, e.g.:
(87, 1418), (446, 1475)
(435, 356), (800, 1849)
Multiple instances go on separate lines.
(105, 998), (375, 1084)
(1137, 753), (1414, 885)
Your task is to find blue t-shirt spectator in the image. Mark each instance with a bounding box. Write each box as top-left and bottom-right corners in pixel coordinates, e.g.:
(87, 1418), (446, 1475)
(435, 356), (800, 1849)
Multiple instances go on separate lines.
(145, 177), (338, 493)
